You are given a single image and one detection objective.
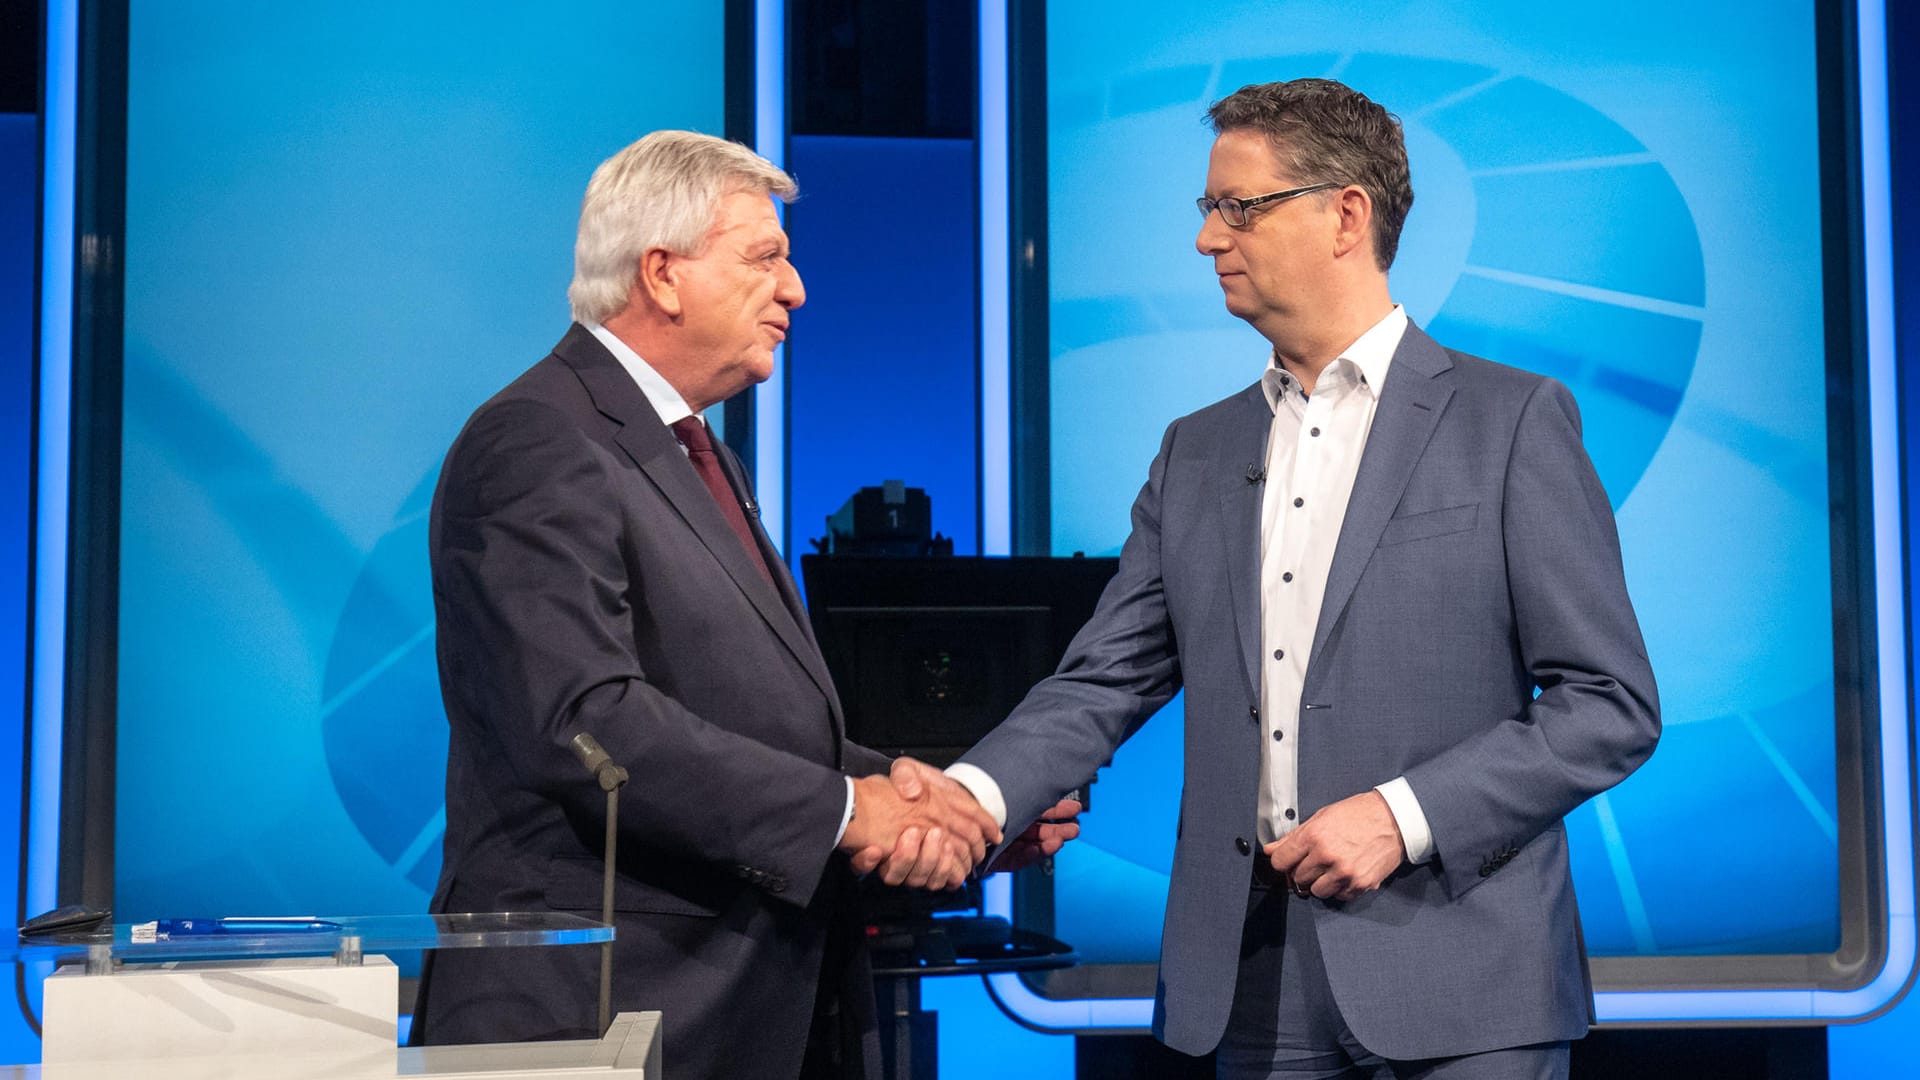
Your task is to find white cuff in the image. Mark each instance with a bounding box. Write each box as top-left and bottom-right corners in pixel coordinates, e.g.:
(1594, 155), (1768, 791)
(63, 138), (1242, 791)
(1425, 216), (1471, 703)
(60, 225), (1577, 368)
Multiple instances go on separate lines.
(833, 776), (856, 848)
(944, 763), (1009, 830)
(1374, 776), (1434, 864)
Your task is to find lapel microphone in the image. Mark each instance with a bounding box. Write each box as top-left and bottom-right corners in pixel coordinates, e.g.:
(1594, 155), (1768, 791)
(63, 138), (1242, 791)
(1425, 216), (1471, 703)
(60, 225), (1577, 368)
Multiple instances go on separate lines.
(1246, 464), (1267, 485)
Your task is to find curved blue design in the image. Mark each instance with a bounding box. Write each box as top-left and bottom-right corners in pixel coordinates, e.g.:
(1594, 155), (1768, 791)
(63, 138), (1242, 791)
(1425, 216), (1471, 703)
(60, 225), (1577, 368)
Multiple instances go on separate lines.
(320, 470), (447, 894)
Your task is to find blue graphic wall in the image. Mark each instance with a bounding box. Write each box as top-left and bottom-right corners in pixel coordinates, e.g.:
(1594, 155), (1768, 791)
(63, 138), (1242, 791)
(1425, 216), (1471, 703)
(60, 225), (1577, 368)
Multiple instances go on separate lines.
(0, 111), (41, 1062)
(1040, 0), (1841, 966)
(113, 1), (728, 923)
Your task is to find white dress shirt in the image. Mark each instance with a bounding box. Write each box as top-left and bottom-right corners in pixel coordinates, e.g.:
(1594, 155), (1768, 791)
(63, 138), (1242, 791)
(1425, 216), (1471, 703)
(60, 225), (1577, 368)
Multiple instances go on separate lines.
(586, 322), (859, 848)
(950, 305), (1433, 866)
(1255, 306), (1431, 862)
(587, 322), (697, 426)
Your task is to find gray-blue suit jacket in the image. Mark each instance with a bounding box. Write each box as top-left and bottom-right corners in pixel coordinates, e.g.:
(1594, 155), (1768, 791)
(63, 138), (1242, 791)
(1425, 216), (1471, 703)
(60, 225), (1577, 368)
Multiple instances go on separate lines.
(960, 323), (1660, 1060)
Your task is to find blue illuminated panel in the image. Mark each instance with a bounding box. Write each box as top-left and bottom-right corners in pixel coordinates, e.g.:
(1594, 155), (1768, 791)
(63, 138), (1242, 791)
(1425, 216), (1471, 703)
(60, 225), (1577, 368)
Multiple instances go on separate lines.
(785, 135), (978, 565)
(755, 0), (788, 554)
(23, 0), (79, 1038)
(983, 0), (1911, 1029)
(112, 2), (728, 924)
(2, 107), (44, 1059)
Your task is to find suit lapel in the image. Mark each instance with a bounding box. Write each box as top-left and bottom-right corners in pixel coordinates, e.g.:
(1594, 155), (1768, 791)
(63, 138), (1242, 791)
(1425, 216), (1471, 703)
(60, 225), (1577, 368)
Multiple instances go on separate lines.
(1214, 383), (1273, 703)
(712, 437), (848, 739)
(1307, 323), (1455, 673)
(553, 327), (842, 717)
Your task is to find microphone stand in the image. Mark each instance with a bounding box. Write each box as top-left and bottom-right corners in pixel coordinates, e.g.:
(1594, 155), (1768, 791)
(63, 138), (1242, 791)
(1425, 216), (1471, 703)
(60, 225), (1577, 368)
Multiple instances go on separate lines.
(570, 733), (630, 1036)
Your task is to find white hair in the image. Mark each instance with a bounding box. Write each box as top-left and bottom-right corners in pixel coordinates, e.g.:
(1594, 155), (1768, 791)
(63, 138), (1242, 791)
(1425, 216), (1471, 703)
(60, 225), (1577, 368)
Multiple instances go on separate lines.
(567, 130), (798, 324)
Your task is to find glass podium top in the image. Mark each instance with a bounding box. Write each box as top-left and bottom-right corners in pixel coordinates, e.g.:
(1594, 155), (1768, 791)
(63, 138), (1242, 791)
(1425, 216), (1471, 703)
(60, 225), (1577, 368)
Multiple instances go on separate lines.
(2, 912), (610, 966)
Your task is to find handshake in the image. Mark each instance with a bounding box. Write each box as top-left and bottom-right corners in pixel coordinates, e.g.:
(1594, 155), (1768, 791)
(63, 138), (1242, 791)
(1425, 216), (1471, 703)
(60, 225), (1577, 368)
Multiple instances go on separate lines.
(836, 757), (1082, 891)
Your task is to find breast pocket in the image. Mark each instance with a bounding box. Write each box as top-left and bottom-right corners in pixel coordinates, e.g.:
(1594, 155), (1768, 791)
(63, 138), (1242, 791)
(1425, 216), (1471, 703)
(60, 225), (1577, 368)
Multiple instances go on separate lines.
(1377, 502), (1478, 547)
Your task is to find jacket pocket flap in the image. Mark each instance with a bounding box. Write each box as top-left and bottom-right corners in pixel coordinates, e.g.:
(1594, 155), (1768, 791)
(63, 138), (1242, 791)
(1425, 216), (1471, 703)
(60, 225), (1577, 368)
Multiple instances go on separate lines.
(1379, 502), (1478, 547)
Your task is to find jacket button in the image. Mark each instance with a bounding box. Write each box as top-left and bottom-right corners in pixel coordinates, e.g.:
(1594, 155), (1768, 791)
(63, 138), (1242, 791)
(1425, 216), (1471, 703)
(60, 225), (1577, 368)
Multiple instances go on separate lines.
(1479, 863), (1494, 878)
(1235, 837), (1251, 855)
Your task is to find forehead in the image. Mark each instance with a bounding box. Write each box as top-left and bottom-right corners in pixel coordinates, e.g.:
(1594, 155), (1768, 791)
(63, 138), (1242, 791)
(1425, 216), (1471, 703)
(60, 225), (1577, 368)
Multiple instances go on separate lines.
(1205, 129), (1293, 190)
(707, 189), (787, 243)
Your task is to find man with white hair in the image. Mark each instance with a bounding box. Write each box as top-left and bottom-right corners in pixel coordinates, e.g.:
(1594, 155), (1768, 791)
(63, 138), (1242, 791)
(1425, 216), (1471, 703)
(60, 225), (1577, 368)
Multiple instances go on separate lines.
(411, 131), (1006, 1079)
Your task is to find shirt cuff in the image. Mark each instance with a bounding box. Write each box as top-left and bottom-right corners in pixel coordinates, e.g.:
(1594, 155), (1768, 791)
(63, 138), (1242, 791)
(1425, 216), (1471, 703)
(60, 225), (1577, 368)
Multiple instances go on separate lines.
(1374, 776), (1434, 865)
(833, 776), (855, 849)
(944, 763), (1009, 830)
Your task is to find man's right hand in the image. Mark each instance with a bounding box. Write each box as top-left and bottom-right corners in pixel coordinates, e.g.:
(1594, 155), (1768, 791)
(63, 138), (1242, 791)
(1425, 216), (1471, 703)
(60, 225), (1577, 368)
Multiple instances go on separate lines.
(839, 763), (1001, 890)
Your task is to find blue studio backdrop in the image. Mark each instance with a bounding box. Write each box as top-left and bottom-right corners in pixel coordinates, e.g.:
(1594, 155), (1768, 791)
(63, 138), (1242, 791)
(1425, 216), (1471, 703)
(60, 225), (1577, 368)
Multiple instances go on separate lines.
(1040, 0), (1840, 970)
(7, 0), (1917, 1076)
(111, 0), (727, 925)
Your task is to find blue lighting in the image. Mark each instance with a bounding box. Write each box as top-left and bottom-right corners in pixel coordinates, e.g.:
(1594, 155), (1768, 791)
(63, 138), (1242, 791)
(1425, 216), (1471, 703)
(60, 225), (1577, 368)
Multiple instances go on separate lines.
(978, 0), (1011, 555)
(982, 875), (1153, 1032)
(30, 0), (79, 929)
(755, 0), (788, 557)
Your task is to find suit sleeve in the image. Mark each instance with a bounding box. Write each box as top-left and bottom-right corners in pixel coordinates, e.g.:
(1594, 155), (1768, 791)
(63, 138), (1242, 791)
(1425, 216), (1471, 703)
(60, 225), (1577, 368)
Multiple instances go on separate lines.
(433, 398), (849, 907)
(1402, 378), (1661, 898)
(840, 741), (893, 778)
(957, 421), (1185, 836)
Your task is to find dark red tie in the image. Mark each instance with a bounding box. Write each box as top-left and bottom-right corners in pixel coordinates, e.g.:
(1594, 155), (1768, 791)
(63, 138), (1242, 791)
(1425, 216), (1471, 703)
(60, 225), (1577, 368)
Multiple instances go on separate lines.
(670, 416), (775, 585)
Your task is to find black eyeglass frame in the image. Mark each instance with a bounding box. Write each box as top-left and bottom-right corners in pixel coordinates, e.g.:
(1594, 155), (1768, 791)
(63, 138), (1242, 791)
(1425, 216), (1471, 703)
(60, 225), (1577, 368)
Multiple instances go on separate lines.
(1196, 182), (1344, 227)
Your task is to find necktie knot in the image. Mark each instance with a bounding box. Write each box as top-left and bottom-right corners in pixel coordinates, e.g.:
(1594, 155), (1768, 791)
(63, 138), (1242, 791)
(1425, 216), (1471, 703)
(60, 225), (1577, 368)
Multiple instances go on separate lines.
(667, 415), (774, 586)
(670, 416), (714, 454)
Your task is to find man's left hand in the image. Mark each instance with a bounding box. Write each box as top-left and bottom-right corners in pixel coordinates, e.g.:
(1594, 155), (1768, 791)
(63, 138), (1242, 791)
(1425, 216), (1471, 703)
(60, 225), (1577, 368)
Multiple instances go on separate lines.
(993, 798), (1081, 874)
(1264, 790), (1406, 901)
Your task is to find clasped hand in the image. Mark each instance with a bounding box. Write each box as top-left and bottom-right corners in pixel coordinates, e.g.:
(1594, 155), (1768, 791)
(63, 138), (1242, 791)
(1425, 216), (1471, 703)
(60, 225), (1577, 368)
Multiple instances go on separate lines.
(838, 758), (1082, 891)
(1263, 789), (1406, 902)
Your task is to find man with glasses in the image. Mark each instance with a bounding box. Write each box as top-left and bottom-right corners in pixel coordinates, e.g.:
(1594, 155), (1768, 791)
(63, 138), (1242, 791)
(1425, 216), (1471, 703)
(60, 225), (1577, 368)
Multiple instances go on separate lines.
(920, 78), (1661, 1078)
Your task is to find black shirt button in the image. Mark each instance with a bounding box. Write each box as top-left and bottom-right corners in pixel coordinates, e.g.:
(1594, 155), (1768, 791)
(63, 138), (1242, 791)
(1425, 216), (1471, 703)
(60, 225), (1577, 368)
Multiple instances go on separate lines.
(1292, 497), (1304, 507)
(1284, 808), (1296, 820)
(1272, 648), (1284, 660)
(1272, 730), (1284, 742)
(1235, 837), (1251, 855)
(1282, 572), (1294, 583)
(1310, 427), (1321, 437)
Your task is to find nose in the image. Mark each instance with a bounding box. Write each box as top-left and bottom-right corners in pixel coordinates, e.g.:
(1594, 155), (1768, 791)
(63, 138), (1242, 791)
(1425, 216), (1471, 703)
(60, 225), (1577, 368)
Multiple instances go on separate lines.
(777, 258), (806, 310)
(1196, 210), (1232, 256)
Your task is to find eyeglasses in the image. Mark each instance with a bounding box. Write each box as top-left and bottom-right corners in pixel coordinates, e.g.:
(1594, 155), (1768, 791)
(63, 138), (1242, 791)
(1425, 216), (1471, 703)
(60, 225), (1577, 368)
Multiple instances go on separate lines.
(1196, 182), (1342, 228)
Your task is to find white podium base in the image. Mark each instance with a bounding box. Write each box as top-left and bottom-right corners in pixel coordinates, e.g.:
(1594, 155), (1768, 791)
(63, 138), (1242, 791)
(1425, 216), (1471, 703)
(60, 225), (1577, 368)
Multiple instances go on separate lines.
(41, 955), (397, 1063)
(6, 1010), (663, 1079)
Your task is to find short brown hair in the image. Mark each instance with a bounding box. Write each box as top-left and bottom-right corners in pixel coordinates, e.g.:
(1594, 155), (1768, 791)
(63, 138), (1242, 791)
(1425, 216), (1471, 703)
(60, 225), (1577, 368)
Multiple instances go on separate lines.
(1207, 79), (1414, 270)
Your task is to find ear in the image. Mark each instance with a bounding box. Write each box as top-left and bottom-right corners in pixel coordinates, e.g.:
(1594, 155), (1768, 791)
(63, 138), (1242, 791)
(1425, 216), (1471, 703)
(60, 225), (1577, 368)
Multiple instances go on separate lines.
(1330, 185), (1375, 262)
(634, 248), (682, 318)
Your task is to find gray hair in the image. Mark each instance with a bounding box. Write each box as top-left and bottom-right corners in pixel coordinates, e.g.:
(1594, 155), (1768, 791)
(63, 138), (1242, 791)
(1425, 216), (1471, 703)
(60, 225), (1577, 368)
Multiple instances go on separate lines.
(567, 131), (798, 324)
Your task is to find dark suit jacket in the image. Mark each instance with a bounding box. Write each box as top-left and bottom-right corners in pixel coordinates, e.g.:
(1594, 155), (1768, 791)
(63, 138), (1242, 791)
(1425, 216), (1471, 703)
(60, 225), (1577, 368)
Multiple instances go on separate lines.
(415, 324), (890, 1079)
(961, 324), (1660, 1059)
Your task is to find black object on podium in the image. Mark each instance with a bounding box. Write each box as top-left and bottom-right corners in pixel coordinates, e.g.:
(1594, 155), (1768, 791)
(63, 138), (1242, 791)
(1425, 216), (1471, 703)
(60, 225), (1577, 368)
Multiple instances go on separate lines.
(802, 554), (1120, 1079)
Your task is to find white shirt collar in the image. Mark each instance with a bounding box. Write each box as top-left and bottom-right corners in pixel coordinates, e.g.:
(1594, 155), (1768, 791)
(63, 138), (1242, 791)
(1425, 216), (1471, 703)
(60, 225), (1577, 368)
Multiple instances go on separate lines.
(1260, 305), (1409, 412)
(584, 321), (698, 428)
